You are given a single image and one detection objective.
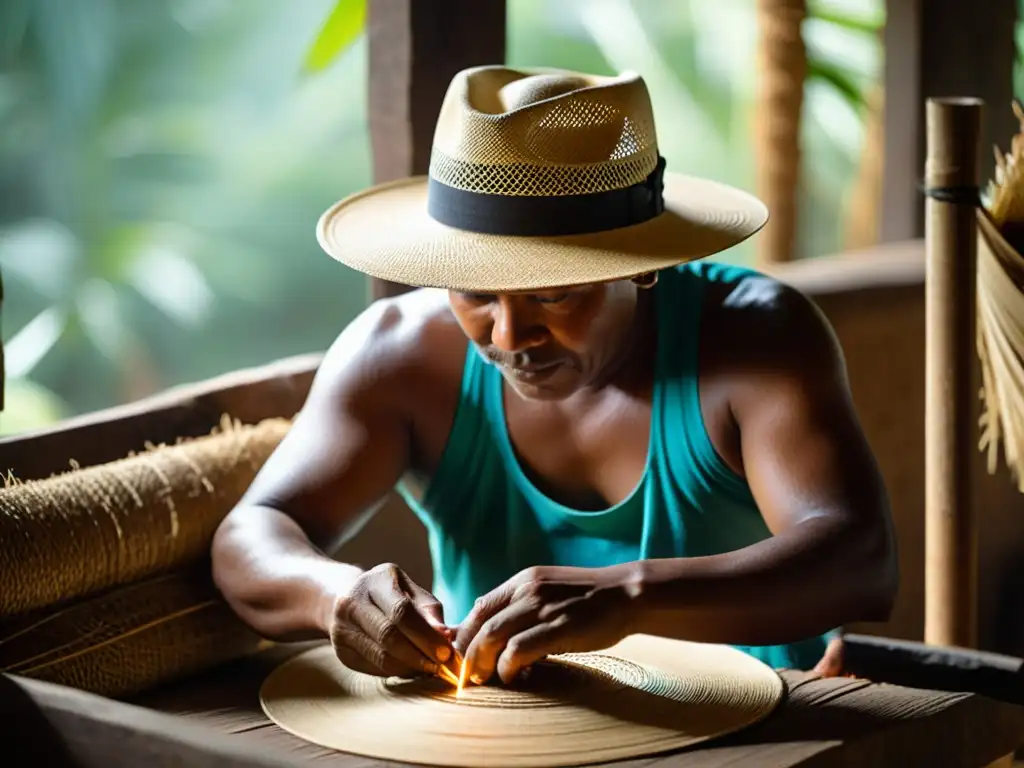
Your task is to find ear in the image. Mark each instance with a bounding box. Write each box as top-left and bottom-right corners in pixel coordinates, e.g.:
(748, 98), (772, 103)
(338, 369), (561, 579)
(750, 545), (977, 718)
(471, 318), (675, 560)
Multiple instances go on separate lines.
(630, 272), (659, 289)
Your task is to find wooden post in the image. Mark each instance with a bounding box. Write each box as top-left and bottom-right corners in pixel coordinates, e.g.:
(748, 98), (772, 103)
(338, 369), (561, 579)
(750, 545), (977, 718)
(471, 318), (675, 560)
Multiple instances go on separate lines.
(366, 0), (506, 300)
(752, 0), (807, 265)
(881, 0), (1016, 242)
(0, 267), (5, 412)
(923, 97), (982, 648)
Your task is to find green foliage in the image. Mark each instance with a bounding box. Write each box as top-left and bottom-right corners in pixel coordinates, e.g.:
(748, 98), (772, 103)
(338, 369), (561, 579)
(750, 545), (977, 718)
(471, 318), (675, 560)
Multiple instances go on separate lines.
(1, 0), (372, 419)
(304, 0), (366, 73)
(808, 59), (868, 113)
(0, 376), (67, 436)
(807, 0), (884, 34)
(0, 0), (886, 432)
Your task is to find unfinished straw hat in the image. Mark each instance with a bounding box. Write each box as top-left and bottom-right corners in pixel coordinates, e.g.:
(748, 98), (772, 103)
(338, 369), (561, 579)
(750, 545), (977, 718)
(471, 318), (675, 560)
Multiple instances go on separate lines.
(260, 634), (784, 767)
(317, 66), (769, 293)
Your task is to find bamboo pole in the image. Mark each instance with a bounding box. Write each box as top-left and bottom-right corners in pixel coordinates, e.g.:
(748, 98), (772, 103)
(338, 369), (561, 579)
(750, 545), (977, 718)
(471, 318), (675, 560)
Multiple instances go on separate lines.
(923, 97), (983, 648)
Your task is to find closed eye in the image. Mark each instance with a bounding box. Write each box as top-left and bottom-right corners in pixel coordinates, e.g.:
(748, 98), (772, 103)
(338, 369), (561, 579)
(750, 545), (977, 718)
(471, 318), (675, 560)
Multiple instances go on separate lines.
(533, 293), (570, 304)
(459, 292), (496, 304)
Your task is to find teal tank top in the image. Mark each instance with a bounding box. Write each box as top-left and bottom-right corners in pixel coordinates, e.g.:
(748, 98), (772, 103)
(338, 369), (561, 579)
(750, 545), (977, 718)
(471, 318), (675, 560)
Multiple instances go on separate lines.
(397, 262), (835, 670)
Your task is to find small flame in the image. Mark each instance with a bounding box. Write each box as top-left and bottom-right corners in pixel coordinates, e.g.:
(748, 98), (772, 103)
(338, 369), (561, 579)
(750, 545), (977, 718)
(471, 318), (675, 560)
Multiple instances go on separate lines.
(437, 663), (460, 687)
(456, 659), (469, 698)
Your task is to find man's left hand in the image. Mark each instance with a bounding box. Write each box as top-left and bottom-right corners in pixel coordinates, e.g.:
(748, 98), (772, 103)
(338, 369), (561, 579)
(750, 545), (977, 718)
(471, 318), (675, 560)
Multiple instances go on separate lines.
(452, 565), (638, 685)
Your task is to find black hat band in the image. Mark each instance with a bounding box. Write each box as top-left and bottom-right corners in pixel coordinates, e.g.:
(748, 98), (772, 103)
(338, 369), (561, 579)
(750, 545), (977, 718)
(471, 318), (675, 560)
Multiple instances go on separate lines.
(426, 155), (667, 237)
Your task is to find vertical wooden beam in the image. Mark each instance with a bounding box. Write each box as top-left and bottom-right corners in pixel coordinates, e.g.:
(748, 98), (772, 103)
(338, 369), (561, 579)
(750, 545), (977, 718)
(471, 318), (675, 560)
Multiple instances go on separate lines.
(0, 267), (5, 412)
(879, 0), (922, 243)
(366, 0), (507, 300)
(923, 97), (982, 649)
(752, 0), (808, 265)
(881, 0), (1017, 242)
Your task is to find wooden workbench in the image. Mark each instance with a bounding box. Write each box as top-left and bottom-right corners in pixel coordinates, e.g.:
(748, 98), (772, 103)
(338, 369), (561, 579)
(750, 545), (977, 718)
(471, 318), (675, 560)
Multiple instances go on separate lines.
(7, 638), (1016, 768)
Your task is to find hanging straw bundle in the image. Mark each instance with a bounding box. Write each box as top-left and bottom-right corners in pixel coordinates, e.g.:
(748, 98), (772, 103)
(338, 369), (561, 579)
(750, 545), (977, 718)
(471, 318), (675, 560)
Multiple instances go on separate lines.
(977, 101), (1024, 492)
(0, 416), (291, 616)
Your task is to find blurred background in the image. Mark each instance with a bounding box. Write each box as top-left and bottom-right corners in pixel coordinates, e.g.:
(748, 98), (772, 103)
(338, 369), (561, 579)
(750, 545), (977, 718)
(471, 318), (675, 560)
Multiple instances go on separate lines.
(0, 0), (965, 434)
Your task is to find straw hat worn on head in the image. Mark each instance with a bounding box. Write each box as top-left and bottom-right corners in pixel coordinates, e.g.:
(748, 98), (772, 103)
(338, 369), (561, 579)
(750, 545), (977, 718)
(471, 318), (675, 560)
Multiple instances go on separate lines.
(317, 66), (769, 293)
(260, 634), (784, 767)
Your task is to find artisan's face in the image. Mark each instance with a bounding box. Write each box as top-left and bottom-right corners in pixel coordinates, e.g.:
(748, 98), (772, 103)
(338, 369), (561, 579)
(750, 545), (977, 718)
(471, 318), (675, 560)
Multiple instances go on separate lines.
(448, 279), (642, 401)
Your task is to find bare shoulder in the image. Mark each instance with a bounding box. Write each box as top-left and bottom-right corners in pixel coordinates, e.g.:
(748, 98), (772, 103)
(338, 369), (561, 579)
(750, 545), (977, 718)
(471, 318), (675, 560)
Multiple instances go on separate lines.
(311, 287), (468, 410)
(237, 287), (466, 530)
(702, 271), (847, 393)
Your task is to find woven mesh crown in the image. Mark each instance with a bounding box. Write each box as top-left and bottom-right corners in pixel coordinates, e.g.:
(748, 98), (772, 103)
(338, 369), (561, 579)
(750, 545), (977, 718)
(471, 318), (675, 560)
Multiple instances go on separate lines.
(428, 67), (660, 198)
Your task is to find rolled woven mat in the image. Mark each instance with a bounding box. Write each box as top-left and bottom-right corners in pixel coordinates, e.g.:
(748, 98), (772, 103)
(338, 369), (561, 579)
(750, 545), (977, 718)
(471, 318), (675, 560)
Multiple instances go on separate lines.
(0, 566), (266, 698)
(0, 416), (291, 616)
(260, 635), (785, 767)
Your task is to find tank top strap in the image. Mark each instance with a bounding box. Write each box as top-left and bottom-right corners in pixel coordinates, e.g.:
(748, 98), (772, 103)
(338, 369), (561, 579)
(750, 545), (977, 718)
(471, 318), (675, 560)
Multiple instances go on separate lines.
(654, 264), (756, 503)
(412, 345), (494, 519)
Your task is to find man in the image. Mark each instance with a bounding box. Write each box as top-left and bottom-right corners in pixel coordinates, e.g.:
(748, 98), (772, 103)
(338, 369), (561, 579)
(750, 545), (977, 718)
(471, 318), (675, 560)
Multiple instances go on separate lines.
(211, 66), (897, 688)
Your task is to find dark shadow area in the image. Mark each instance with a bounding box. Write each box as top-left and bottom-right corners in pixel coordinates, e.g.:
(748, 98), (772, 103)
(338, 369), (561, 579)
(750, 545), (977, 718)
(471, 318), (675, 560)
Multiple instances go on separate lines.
(0, 674), (80, 767)
(2, 672), (298, 768)
(842, 633), (1024, 706)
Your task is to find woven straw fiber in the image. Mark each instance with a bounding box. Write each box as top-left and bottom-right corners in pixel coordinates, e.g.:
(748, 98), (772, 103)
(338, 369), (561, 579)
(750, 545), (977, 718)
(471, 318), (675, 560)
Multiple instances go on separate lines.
(317, 65), (769, 293)
(430, 68), (659, 197)
(978, 102), (1024, 491)
(0, 567), (264, 698)
(0, 416), (290, 616)
(260, 635), (784, 767)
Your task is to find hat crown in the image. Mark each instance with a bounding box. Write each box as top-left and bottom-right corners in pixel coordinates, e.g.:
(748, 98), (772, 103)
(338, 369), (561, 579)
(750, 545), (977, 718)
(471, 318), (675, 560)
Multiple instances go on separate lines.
(429, 66), (661, 198)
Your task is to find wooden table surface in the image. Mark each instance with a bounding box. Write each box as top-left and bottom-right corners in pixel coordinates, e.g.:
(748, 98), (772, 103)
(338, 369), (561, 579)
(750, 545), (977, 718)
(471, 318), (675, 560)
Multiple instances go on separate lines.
(128, 643), (1024, 768)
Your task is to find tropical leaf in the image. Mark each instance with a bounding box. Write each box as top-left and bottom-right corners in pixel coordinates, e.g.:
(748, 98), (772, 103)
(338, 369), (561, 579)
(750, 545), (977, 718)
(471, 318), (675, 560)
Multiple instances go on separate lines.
(4, 305), (67, 378)
(807, 0), (883, 33)
(0, 376), (68, 435)
(303, 0), (366, 73)
(0, 0), (31, 65)
(807, 58), (868, 113)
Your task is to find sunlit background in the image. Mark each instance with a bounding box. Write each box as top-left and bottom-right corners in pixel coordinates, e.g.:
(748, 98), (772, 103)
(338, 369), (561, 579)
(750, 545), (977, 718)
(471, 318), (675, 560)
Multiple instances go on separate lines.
(0, 0), (950, 435)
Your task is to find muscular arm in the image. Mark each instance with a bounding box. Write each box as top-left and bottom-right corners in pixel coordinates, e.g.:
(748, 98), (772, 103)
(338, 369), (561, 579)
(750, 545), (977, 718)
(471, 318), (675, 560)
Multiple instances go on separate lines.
(628, 280), (898, 645)
(211, 300), (414, 641)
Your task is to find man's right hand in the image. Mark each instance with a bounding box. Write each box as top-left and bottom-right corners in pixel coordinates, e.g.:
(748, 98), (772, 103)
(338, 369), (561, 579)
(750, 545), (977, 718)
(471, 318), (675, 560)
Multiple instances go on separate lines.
(328, 562), (454, 678)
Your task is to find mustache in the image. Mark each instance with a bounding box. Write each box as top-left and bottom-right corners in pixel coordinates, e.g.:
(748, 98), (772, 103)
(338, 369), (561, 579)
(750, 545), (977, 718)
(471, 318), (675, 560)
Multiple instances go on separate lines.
(478, 348), (564, 370)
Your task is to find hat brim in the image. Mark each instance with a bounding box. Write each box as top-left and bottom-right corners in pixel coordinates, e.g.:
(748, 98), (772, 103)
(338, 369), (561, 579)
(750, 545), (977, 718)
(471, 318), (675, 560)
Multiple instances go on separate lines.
(317, 172), (768, 293)
(259, 634), (783, 766)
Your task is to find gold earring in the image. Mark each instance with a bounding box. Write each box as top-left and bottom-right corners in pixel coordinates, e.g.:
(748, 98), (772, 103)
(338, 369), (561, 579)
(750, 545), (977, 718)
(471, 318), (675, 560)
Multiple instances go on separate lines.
(632, 272), (659, 289)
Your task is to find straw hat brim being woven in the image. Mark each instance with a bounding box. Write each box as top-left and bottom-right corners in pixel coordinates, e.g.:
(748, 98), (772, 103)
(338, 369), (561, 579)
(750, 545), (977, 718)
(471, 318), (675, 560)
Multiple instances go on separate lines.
(318, 66), (768, 293)
(260, 634), (784, 767)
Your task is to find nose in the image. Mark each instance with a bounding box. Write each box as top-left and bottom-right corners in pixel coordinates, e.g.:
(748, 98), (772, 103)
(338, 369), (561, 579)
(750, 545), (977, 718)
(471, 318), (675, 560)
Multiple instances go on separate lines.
(490, 297), (547, 353)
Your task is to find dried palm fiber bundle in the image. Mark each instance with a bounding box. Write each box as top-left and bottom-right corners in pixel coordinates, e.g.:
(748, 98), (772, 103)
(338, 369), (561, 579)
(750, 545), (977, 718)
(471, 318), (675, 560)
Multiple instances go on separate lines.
(978, 100), (1024, 492)
(0, 415), (291, 616)
(0, 566), (268, 698)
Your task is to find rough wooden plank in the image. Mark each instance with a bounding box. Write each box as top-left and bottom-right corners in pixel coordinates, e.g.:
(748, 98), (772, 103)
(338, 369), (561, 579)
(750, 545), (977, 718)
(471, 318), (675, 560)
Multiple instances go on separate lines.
(842, 634), (1024, 705)
(0, 353), (321, 481)
(366, 0), (506, 300)
(0, 674), (297, 768)
(760, 239), (925, 294)
(0, 268), (5, 413)
(881, 0), (1017, 242)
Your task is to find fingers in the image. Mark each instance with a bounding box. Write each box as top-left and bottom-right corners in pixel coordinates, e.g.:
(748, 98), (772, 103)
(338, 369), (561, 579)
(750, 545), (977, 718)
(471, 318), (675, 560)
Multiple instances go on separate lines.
(342, 599), (440, 676)
(494, 615), (574, 684)
(405, 578), (447, 630)
(811, 635), (845, 678)
(369, 573), (452, 666)
(453, 582), (517, 656)
(462, 600), (543, 685)
(403, 574), (460, 674)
